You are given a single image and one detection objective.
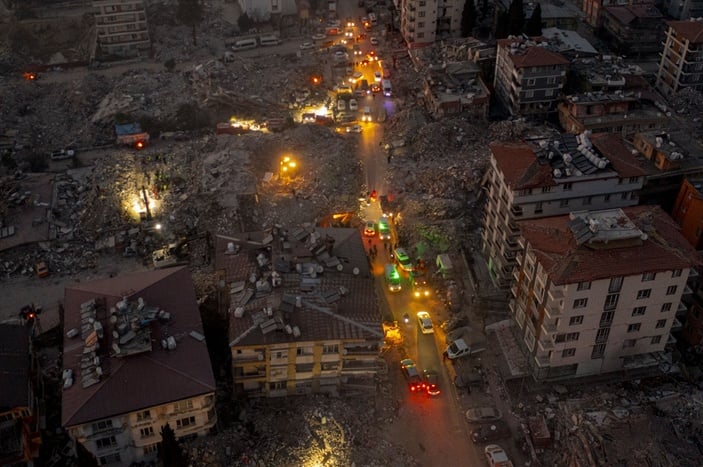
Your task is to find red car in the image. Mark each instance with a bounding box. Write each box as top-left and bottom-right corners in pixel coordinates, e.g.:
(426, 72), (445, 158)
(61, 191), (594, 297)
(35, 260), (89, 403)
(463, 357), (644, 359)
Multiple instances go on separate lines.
(424, 369), (441, 396)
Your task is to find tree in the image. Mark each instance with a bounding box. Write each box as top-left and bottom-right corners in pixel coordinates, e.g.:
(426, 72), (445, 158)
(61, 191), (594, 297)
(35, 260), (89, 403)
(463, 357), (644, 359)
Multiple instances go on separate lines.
(237, 12), (253, 33)
(461, 0), (477, 37)
(525, 3), (542, 36)
(159, 423), (188, 467)
(177, 0), (203, 46)
(507, 0), (525, 36)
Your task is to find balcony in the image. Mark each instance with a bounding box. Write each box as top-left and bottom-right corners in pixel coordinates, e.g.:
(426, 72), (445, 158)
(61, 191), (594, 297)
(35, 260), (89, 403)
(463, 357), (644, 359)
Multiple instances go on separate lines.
(513, 268), (521, 283)
(504, 249), (516, 261)
(510, 205), (522, 217)
(688, 268), (699, 279)
(538, 338), (554, 351)
(683, 285), (694, 295)
(671, 317), (683, 331)
(541, 320), (556, 335)
(506, 236), (520, 249)
(516, 252), (523, 265)
(534, 354), (551, 367)
(232, 350), (265, 362)
(548, 286), (564, 301)
(509, 221), (519, 233)
(676, 302), (688, 317)
(544, 303), (562, 319)
(511, 283), (518, 298)
(517, 236), (526, 249)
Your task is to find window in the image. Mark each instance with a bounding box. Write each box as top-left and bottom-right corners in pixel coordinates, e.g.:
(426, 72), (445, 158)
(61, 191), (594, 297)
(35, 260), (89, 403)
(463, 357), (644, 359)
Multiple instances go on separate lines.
(583, 196), (592, 205)
(419, 11), (425, 17)
(144, 443), (158, 455)
(534, 202), (543, 214)
(642, 272), (656, 281)
(621, 193), (629, 200)
(569, 315), (584, 326)
(577, 281), (591, 291)
(527, 78), (535, 86)
(562, 348), (576, 358)
(651, 335), (662, 344)
(666, 285), (677, 295)
(604, 194), (610, 202)
(525, 90), (534, 98)
(95, 436), (117, 449)
(555, 332), (580, 343)
(627, 323), (641, 333)
(92, 420), (113, 433)
(636, 289), (651, 299)
(622, 339), (636, 348)
(176, 416), (196, 429)
(591, 344), (606, 359)
(174, 399), (193, 412)
(632, 306), (646, 316)
(600, 311), (614, 327)
(541, 186), (552, 193)
(269, 381), (287, 390)
(672, 269), (682, 278)
(560, 199), (569, 207)
(573, 298), (588, 309)
(140, 426), (154, 438)
(604, 293), (619, 310)
(136, 410), (151, 422)
(562, 182), (572, 191)
(99, 453), (121, 465)
(609, 277), (623, 292)
(296, 363), (314, 373)
(418, 22), (425, 27)
(629, 176), (639, 183)
(661, 302), (672, 312)
(595, 327), (610, 343)
(322, 344), (339, 354)
(656, 319), (667, 329)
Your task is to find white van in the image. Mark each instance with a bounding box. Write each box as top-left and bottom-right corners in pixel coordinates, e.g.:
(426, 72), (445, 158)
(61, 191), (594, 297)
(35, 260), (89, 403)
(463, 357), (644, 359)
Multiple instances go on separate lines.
(233, 38), (258, 51)
(259, 35), (281, 46)
(381, 79), (392, 97)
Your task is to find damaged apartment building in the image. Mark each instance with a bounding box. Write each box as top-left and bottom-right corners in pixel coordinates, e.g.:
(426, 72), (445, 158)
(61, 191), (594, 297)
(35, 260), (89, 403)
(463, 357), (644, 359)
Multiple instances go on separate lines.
(216, 226), (384, 398)
(61, 268), (216, 466)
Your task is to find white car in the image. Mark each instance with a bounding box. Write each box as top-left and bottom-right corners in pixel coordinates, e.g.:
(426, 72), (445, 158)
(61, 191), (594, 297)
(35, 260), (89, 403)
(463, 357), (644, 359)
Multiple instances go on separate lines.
(374, 71), (382, 82)
(300, 41), (314, 50)
(417, 311), (434, 334)
(348, 99), (358, 111)
(370, 37), (380, 45)
(334, 50), (347, 61)
(484, 445), (513, 467)
(346, 125), (362, 133)
(312, 33), (326, 41)
(337, 99), (346, 111)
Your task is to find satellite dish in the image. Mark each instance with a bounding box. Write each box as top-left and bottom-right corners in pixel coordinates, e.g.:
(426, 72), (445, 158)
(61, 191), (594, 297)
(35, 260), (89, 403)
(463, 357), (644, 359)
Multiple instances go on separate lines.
(352, 267), (359, 275)
(337, 264), (344, 272)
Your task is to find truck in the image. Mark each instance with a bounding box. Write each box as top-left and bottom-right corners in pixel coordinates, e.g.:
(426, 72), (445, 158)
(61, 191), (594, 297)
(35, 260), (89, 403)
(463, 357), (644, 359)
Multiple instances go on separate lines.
(445, 328), (486, 359)
(115, 123), (149, 148)
(381, 78), (392, 97)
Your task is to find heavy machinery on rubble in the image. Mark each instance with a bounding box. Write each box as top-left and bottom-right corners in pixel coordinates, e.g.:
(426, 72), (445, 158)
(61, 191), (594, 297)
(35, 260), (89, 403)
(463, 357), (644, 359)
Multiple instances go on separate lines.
(152, 231), (211, 268)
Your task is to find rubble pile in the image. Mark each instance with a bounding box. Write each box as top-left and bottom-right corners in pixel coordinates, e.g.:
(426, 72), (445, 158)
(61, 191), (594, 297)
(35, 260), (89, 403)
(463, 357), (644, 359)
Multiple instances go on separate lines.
(184, 393), (419, 467)
(669, 87), (703, 124)
(517, 381), (703, 467)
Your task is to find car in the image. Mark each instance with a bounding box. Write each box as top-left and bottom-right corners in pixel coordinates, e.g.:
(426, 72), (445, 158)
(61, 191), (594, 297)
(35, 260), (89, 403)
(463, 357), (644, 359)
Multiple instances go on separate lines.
(300, 41), (314, 50)
(411, 272), (430, 298)
(359, 79), (370, 94)
(400, 359), (425, 392)
(348, 99), (358, 111)
(370, 36), (380, 45)
(337, 84), (352, 94)
(346, 124), (363, 133)
(364, 221), (376, 236)
(362, 16), (369, 24)
(361, 106), (372, 122)
(471, 421), (511, 444)
(353, 44), (363, 56)
(367, 51), (377, 61)
(377, 217), (390, 239)
(360, 59), (370, 67)
(466, 407), (503, 424)
(337, 99), (346, 111)
(50, 149), (76, 161)
(393, 247), (413, 272)
(374, 71), (382, 82)
(312, 33), (326, 41)
(417, 311), (434, 334)
(346, 18), (355, 27)
(423, 369), (441, 396)
(345, 28), (354, 38)
(371, 83), (381, 93)
(484, 444), (514, 467)
(334, 50), (347, 60)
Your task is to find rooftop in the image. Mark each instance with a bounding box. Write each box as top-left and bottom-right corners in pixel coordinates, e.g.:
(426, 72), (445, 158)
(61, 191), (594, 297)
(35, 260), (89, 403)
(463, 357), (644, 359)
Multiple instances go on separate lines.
(668, 19), (703, 44)
(491, 132), (647, 190)
(604, 4), (663, 24)
(519, 205), (700, 284)
(215, 227), (383, 348)
(635, 130), (703, 177)
(61, 267), (215, 427)
(497, 36), (570, 69)
(0, 325), (30, 409)
(541, 28), (599, 56)
(570, 57), (646, 91)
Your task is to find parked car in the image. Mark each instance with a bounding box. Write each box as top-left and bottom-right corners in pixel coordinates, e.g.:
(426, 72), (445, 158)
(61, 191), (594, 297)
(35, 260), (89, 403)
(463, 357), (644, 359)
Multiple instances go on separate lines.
(393, 247), (413, 272)
(374, 71), (382, 82)
(484, 444), (514, 467)
(416, 311), (434, 334)
(400, 359), (425, 392)
(348, 99), (358, 111)
(471, 421), (511, 443)
(300, 41), (315, 50)
(371, 83), (381, 93)
(346, 124), (363, 133)
(50, 149), (76, 161)
(466, 407), (503, 424)
(364, 221), (376, 236)
(423, 369), (441, 396)
(312, 33), (326, 41)
(370, 36), (380, 45)
(337, 99), (347, 111)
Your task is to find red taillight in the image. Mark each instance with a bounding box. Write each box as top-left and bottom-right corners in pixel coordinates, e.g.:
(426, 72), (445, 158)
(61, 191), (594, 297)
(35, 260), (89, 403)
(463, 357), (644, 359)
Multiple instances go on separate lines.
(136, 141), (145, 149)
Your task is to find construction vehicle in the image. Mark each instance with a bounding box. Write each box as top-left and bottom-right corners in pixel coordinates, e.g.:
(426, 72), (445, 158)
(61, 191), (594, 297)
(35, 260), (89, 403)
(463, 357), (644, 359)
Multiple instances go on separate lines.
(152, 232), (210, 269)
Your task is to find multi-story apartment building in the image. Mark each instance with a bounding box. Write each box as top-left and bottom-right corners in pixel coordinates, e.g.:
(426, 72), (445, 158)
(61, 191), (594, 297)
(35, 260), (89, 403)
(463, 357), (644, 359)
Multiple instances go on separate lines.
(493, 37), (569, 118)
(581, 0), (654, 28)
(216, 227), (384, 398)
(62, 267), (216, 465)
(672, 178), (703, 249)
(511, 205), (696, 381)
(558, 91), (670, 137)
(663, 0), (703, 20)
(600, 3), (665, 57)
(399, 0), (438, 48)
(656, 19), (703, 97)
(0, 325), (41, 466)
(93, 0), (150, 58)
(482, 132), (646, 288)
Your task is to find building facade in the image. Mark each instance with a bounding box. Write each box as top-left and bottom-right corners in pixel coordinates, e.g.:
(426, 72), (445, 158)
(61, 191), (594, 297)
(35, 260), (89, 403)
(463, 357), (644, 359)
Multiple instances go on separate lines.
(399, 0), (438, 48)
(656, 19), (703, 97)
(599, 4), (665, 57)
(61, 268), (216, 465)
(494, 37), (569, 118)
(672, 178), (703, 249)
(217, 227), (384, 398)
(93, 0), (150, 58)
(482, 132), (646, 288)
(511, 206), (696, 381)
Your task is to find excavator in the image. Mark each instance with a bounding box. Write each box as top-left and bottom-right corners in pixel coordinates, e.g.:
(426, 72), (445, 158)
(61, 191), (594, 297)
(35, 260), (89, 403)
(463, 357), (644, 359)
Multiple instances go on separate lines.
(152, 231), (211, 269)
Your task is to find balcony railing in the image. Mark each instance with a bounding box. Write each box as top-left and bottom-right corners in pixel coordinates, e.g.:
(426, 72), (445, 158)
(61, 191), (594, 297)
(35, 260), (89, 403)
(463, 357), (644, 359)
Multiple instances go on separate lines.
(538, 338), (554, 351)
(541, 320), (556, 335)
(534, 354), (550, 367)
(548, 286), (564, 301)
(544, 303), (562, 319)
(676, 302), (688, 316)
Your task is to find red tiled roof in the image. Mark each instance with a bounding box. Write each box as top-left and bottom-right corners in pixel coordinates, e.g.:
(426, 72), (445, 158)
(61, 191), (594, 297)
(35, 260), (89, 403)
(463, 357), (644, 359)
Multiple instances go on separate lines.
(216, 228), (383, 347)
(519, 205), (700, 285)
(589, 133), (649, 178)
(605, 4), (662, 25)
(497, 39), (569, 68)
(61, 267), (216, 427)
(668, 20), (703, 44)
(490, 142), (555, 190)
